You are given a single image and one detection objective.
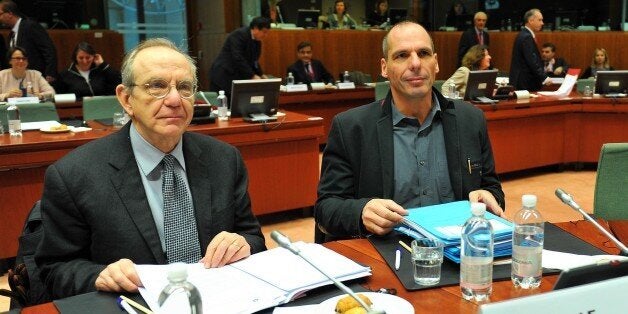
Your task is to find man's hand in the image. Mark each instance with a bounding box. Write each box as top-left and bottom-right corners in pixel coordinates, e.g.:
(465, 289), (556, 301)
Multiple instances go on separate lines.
(554, 66), (564, 76)
(95, 258), (142, 293)
(201, 231), (250, 268)
(469, 190), (504, 217)
(93, 53), (104, 66)
(361, 199), (408, 235)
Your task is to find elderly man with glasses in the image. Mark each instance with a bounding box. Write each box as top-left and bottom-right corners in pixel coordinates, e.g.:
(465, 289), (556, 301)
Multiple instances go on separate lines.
(35, 38), (266, 300)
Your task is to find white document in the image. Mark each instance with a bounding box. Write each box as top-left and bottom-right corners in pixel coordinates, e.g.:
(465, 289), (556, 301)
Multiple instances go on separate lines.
(21, 120), (60, 130)
(54, 93), (76, 104)
(537, 74), (578, 98)
(542, 249), (628, 270)
(136, 242), (371, 314)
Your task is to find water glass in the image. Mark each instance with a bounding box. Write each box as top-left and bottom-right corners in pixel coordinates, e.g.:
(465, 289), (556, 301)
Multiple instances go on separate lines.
(412, 238), (444, 286)
(583, 85), (593, 97)
(112, 112), (126, 128)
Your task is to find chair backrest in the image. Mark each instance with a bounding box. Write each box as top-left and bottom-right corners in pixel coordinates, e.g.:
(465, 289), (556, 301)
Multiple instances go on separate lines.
(576, 78), (595, 93)
(0, 102), (59, 131)
(374, 81), (390, 100)
(82, 96), (122, 121)
(594, 143), (628, 220)
(433, 80), (446, 92)
(196, 91), (218, 106)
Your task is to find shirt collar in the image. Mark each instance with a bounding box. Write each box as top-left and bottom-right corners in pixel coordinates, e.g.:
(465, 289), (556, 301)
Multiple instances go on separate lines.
(392, 92), (442, 126)
(525, 25), (535, 38)
(129, 123), (185, 177)
(12, 18), (21, 33)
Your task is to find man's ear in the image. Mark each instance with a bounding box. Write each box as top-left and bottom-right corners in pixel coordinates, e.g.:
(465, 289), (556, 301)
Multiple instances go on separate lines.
(115, 84), (134, 116)
(380, 58), (388, 78)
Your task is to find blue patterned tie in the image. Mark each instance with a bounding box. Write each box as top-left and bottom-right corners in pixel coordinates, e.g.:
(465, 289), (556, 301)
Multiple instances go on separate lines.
(162, 154), (201, 263)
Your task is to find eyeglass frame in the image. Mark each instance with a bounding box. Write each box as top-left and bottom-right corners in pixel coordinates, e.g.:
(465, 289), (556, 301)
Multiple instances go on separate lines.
(128, 78), (197, 99)
(10, 57), (27, 61)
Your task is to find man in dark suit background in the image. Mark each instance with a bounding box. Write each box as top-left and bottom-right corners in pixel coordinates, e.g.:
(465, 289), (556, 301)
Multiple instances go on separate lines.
(209, 16), (271, 96)
(457, 11), (490, 68)
(0, 0), (57, 82)
(35, 38), (266, 299)
(286, 41), (334, 85)
(509, 8), (550, 91)
(314, 21), (504, 242)
(541, 42), (569, 77)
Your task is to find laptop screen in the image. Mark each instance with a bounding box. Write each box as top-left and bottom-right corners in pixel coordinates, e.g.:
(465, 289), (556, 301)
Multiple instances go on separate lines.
(230, 78), (281, 118)
(594, 70), (628, 95)
(464, 69), (498, 101)
(553, 259), (628, 290)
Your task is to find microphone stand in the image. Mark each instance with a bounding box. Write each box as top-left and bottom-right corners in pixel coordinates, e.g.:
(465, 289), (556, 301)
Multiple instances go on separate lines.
(271, 231), (385, 314)
(555, 188), (628, 256)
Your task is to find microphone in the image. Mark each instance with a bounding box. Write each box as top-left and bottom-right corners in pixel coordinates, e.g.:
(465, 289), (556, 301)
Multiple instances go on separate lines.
(270, 231), (385, 314)
(555, 188), (628, 256)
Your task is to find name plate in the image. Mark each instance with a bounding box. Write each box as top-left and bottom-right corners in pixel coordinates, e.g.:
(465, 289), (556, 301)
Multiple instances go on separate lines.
(310, 82), (326, 90)
(514, 90), (530, 99)
(337, 82), (356, 89)
(286, 84), (308, 92)
(8, 96), (40, 104)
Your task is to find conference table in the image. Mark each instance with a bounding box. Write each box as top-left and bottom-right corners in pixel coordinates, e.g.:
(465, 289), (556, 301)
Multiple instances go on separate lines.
(16, 220), (626, 313)
(0, 112), (324, 259)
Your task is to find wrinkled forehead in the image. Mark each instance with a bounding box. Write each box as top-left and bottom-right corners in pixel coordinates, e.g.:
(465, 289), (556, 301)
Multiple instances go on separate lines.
(387, 24), (433, 55)
(133, 47), (193, 81)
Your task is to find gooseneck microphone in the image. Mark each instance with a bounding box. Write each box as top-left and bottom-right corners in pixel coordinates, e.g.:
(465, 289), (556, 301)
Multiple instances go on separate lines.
(555, 188), (628, 256)
(270, 231), (385, 314)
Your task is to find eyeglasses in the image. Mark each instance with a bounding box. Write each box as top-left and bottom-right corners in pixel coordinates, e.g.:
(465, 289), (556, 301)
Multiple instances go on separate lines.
(11, 57), (27, 61)
(130, 78), (197, 99)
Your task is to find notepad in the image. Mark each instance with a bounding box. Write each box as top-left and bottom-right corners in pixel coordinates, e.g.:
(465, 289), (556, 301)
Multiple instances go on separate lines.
(136, 242), (371, 313)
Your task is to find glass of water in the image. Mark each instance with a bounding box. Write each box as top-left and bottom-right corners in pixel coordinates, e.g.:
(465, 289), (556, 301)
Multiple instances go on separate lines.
(112, 112), (126, 128)
(412, 238), (444, 286)
(583, 85), (593, 97)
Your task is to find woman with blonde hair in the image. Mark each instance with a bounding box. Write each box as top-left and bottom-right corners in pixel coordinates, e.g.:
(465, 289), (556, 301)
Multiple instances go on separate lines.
(442, 44), (492, 96)
(581, 48), (614, 79)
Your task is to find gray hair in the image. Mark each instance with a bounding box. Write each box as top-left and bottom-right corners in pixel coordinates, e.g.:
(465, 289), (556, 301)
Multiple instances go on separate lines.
(382, 21), (434, 58)
(120, 38), (197, 90)
(523, 8), (540, 24)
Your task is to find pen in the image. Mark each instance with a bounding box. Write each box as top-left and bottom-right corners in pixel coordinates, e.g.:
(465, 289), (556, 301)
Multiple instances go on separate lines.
(398, 240), (412, 253)
(394, 249), (401, 271)
(119, 295), (153, 314)
(117, 297), (139, 314)
(467, 157), (472, 174)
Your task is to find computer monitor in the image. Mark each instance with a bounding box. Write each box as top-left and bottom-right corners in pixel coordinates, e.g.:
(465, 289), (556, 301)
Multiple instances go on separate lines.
(594, 70), (628, 96)
(230, 78), (281, 121)
(388, 8), (408, 25)
(463, 70), (498, 101)
(553, 259), (628, 290)
(296, 9), (320, 29)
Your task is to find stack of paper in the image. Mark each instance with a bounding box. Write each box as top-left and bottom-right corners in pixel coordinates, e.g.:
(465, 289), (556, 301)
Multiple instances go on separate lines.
(395, 201), (514, 263)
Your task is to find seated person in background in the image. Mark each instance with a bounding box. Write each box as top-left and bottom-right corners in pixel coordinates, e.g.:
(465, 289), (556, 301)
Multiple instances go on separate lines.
(581, 48), (614, 79)
(314, 22), (504, 242)
(445, 1), (469, 30)
(320, 0), (356, 29)
(286, 41), (334, 84)
(541, 43), (568, 77)
(366, 0), (388, 27)
(35, 38), (266, 299)
(56, 42), (121, 99)
(0, 46), (55, 101)
(442, 44), (492, 96)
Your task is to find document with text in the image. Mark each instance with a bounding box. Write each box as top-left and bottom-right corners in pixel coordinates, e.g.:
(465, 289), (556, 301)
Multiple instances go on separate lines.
(136, 242), (371, 314)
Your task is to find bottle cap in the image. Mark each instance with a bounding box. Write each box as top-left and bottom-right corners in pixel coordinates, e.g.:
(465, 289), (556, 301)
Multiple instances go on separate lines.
(470, 202), (486, 216)
(218, 90), (225, 95)
(522, 194), (537, 207)
(167, 262), (188, 282)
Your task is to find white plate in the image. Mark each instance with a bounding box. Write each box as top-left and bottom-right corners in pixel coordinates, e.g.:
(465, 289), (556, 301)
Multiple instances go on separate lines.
(319, 292), (414, 314)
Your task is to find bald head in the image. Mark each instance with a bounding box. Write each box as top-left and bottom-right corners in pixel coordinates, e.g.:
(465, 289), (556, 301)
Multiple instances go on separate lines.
(382, 21), (434, 59)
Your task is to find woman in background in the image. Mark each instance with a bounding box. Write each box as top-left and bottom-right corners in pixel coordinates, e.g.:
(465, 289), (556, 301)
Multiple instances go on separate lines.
(366, 0), (388, 27)
(581, 48), (614, 79)
(442, 44), (492, 96)
(322, 0), (356, 29)
(56, 42), (121, 99)
(0, 46), (55, 101)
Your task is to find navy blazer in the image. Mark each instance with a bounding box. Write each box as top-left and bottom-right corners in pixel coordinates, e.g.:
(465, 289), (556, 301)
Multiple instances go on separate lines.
(14, 18), (57, 78)
(457, 27), (490, 67)
(314, 89), (505, 241)
(286, 59), (334, 84)
(509, 28), (546, 91)
(35, 123), (266, 299)
(209, 26), (263, 95)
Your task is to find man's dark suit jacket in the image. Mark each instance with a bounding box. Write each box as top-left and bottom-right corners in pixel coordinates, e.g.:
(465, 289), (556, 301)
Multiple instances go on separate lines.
(457, 27), (490, 67)
(35, 123), (266, 299)
(286, 59), (334, 84)
(509, 28), (546, 91)
(314, 89), (505, 242)
(544, 57), (569, 77)
(14, 18), (57, 78)
(209, 26), (263, 96)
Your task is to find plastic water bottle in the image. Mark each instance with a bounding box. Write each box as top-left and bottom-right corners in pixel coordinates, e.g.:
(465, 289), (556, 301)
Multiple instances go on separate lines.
(448, 82), (457, 99)
(512, 194), (544, 289)
(216, 90), (228, 121)
(343, 71), (351, 83)
(460, 202), (494, 302)
(26, 81), (33, 96)
(158, 263), (202, 314)
(286, 72), (295, 85)
(6, 104), (22, 137)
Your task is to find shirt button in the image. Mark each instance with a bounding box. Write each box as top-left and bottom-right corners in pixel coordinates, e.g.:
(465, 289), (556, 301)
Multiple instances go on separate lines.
(419, 160), (425, 166)
(423, 189), (429, 195)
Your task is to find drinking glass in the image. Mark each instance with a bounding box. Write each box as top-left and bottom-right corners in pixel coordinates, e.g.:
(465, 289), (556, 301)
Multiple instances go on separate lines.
(412, 238), (444, 286)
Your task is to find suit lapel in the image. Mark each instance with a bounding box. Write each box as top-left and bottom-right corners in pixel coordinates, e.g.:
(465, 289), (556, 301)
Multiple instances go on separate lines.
(377, 94), (394, 199)
(109, 125), (167, 263)
(182, 134), (213, 253)
(439, 93), (464, 200)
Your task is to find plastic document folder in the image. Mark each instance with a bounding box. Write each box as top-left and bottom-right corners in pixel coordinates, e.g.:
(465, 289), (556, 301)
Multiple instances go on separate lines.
(395, 200), (514, 263)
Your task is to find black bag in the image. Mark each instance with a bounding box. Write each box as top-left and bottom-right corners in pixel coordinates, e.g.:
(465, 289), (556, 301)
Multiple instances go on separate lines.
(0, 201), (50, 309)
